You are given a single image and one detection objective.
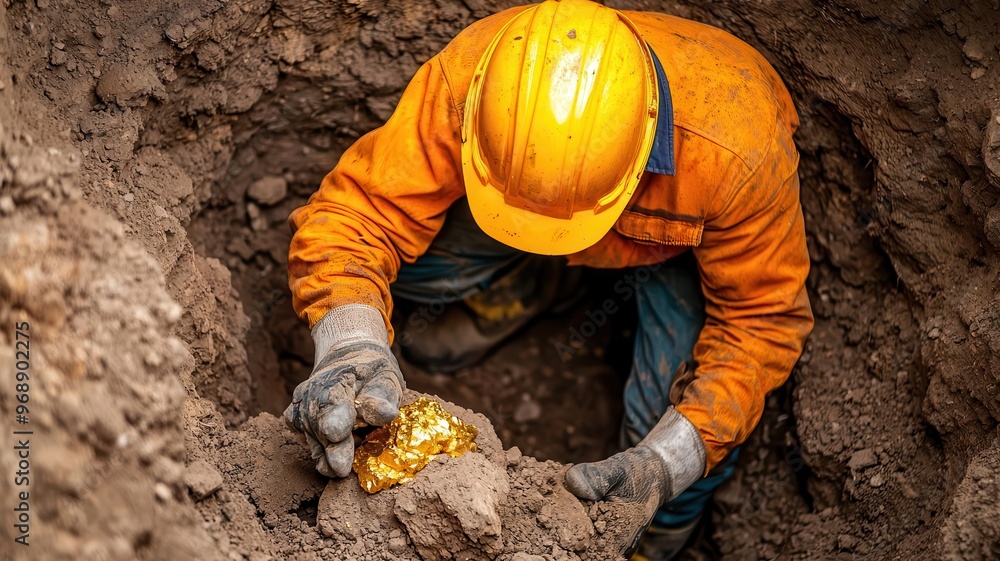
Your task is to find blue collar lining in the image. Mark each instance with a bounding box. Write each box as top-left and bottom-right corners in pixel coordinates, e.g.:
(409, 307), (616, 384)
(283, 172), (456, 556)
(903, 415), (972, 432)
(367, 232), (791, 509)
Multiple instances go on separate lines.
(644, 45), (675, 176)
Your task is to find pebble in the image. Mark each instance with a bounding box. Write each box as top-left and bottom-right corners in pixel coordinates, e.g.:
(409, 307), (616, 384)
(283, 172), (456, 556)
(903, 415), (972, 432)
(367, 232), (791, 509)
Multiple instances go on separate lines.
(963, 36), (985, 62)
(155, 482), (173, 502)
(247, 176), (288, 206)
(183, 460), (224, 500)
(505, 446), (523, 467)
(50, 48), (69, 66)
(247, 202), (268, 231)
(388, 536), (408, 554)
(0, 195), (15, 215)
(513, 394), (542, 423)
(848, 448), (878, 471)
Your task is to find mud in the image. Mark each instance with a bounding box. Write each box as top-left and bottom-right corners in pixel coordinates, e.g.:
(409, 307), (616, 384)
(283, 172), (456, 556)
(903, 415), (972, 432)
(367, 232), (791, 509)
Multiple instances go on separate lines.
(1, 0), (999, 560)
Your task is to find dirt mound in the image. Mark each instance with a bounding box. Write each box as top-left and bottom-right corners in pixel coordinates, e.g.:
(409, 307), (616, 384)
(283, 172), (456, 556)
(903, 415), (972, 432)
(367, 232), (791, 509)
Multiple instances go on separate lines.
(176, 389), (644, 561)
(312, 393), (646, 561)
(2, 0), (1000, 560)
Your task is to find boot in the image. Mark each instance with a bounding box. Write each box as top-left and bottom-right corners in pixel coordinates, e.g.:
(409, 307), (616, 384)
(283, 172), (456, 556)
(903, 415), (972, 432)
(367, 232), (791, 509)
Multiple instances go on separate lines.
(399, 257), (577, 372)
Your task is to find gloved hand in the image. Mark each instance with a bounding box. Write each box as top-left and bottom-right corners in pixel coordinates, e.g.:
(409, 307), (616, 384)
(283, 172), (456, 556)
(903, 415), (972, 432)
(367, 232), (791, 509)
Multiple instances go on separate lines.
(564, 407), (705, 555)
(283, 305), (404, 478)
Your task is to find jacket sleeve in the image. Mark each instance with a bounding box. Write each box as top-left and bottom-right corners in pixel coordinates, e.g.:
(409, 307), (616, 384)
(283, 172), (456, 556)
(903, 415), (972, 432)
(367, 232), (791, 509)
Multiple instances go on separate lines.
(287, 57), (465, 338)
(679, 118), (814, 472)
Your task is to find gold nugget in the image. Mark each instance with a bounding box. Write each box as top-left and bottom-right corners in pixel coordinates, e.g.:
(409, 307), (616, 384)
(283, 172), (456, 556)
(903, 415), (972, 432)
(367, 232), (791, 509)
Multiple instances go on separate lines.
(353, 397), (478, 493)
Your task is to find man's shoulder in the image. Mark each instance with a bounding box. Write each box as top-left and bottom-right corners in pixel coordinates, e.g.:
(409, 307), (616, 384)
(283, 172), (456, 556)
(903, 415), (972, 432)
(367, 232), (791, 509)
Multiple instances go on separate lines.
(631, 11), (797, 173)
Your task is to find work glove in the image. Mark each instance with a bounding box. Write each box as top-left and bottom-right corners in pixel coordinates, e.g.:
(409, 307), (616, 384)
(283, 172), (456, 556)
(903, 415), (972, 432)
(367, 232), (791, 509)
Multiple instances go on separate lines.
(564, 407), (706, 556)
(283, 305), (404, 478)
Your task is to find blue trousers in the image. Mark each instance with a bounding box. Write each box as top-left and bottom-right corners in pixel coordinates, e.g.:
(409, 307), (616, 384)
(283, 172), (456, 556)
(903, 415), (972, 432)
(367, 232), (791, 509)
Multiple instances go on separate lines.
(393, 200), (738, 528)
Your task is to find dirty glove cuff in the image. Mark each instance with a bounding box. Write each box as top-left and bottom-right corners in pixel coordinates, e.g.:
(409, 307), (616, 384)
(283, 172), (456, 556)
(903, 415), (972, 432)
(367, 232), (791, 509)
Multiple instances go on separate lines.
(638, 407), (707, 501)
(311, 304), (390, 363)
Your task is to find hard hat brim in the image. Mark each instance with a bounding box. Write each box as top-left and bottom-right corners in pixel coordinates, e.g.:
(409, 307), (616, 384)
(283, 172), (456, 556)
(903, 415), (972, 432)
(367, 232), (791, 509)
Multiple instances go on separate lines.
(464, 169), (631, 256)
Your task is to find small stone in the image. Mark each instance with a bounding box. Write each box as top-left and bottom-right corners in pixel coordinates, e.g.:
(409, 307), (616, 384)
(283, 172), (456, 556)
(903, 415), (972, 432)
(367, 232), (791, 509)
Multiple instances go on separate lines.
(513, 394), (542, 423)
(928, 327), (941, 339)
(505, 446), (522, 467)
(155, 482), (173, 502)
(869, 473), (886, 487)
(388, 536), (408, 554)
(50, 48), (68, 66)
(247, 176), (288, 206)
(971, 67), (986, 80)
(848, 448), (878, 471)
(95, 62), (165, 107)
(123, 192), (135, 202)
(144, 351), (162, 367)
(0, 195), (15, 215)
(963, 36), (986, 62)
(165, 23), (185, 44)
(183, 460), (224, 500)
(247, 202), (268, 231)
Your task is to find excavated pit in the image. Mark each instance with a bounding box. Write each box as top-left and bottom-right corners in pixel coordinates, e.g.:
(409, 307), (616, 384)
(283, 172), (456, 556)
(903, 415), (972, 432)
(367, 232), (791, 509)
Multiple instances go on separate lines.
(2, 1), (1000, 560)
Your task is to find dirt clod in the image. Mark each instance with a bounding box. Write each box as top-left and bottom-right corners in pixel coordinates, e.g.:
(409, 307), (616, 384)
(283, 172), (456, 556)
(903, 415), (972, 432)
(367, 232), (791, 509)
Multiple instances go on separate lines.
(184, 459), (224, 500)
(309, 394), (645, 560)
(395, 453), (509, 560)
(247, 176), (288, 206)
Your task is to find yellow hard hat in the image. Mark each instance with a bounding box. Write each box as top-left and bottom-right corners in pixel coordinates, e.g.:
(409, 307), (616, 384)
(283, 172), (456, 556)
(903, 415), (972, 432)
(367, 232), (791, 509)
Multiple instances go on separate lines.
(462, 0), (658, 255)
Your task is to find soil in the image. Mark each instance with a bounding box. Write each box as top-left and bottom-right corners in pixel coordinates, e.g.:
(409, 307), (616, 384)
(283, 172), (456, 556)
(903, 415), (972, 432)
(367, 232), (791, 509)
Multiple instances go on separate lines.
(1, 0), (999, 560)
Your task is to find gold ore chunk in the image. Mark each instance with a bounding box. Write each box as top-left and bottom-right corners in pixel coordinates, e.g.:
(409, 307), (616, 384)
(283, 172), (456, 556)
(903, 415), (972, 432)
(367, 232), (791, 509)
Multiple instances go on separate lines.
(353, 397), (478, 493)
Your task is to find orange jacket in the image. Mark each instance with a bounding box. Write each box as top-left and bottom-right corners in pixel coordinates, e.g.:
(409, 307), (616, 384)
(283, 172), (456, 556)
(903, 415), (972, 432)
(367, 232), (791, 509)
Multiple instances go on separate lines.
(288, 6), (813, 471)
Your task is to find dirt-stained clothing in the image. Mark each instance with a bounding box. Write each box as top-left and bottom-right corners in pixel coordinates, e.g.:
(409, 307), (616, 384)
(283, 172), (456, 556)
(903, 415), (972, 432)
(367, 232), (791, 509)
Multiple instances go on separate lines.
(288, 6), (814, 472)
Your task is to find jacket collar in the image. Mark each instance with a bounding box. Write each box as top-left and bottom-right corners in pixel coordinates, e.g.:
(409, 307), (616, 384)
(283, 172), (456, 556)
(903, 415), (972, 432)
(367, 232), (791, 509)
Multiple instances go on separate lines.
(644, 45), (675, 176)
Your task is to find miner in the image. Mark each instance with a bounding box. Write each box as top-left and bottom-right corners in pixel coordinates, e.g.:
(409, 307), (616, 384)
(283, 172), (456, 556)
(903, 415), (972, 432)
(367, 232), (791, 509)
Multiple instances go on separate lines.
(282, 0), (813, 558)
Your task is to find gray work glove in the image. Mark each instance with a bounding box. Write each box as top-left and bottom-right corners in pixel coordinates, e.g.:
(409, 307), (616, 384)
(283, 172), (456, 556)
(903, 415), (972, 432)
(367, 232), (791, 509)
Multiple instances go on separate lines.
(564, 407), (706, 556)
(283, 305), (404, 478)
